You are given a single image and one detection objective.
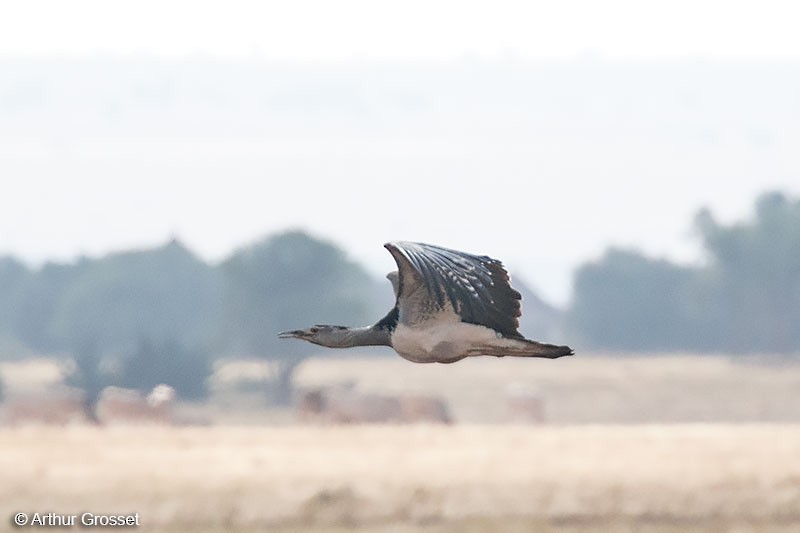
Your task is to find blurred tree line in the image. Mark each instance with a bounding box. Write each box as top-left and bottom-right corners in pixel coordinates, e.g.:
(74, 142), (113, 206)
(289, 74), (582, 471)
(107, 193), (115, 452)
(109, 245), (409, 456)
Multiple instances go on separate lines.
(568, 191), (800, 353)
(0, 191), (798, 405)
(0, 231), (383, 404)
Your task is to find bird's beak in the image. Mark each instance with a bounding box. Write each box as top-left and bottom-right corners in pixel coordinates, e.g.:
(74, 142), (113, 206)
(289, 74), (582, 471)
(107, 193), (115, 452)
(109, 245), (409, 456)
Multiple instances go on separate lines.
(278, 329), (306, 339)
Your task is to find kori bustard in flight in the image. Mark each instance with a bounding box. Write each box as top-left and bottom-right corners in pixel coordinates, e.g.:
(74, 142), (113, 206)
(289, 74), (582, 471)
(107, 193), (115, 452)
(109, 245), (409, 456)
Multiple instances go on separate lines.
(279, 241), (573, 364)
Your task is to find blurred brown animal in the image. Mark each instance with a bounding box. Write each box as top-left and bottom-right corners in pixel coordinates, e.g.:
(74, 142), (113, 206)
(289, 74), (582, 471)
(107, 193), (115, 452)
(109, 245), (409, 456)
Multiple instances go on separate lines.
(400, 395), (452, 424)
(2, 386), (91, 426)
(95, 384), (175, 425)
(296, 387), (452, 424)
(506, 383), (545, 423)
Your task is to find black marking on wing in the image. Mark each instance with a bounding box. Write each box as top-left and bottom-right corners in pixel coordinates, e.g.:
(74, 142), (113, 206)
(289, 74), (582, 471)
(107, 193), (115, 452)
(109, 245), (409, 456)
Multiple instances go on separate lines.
(373, 306), (399, 332)
(384, 241), (523, 338)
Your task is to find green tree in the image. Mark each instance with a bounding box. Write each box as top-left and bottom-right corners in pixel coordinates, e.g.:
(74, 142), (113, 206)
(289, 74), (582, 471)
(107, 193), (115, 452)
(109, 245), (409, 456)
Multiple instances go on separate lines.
(694, 191), (800, 353)
(220, 231), (382, 403)
(568, 190), (800, 354)
(117, 337), (212, 401)
(0, 256), (30, 356)
(0, 256), (84, 356)
(568, 248), (697, 350)
(63, 339), (106, 420)
(16, 260), (91, 353)
(49, 239), (223, 355)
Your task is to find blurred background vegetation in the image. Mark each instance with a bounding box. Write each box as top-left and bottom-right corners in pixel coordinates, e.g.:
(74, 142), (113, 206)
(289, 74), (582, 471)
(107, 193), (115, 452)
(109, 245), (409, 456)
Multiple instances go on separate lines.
(0, 187), (800, 403)
(0, 190), (798, 405)
(568, 190), (800, 353)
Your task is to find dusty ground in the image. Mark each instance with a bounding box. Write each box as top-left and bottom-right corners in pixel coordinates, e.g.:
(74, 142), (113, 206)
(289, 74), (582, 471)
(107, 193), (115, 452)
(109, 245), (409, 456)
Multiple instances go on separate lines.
(1, 424), (799, 532)
(2, 354), (800, 531)
(293, 353), (800, 424)
(5, 352), (800, 424)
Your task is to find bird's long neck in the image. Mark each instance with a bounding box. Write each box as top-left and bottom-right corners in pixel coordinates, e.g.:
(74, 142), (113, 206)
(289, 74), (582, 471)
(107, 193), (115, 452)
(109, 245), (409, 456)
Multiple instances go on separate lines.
(321, 325), (392, 348)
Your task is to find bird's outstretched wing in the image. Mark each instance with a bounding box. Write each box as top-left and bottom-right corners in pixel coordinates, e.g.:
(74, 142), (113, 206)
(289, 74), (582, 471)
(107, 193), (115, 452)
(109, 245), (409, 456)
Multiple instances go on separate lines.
(384, 241), (523, 339)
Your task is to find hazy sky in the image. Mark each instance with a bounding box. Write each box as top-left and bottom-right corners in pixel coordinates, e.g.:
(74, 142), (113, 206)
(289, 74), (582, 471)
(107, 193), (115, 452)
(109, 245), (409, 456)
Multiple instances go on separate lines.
(3, 1), (800, 61)
(2, 1), (800, 306)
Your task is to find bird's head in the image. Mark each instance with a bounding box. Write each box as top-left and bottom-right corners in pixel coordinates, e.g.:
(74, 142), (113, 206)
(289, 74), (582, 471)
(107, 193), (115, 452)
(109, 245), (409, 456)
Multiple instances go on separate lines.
(278, 325), (349, 347)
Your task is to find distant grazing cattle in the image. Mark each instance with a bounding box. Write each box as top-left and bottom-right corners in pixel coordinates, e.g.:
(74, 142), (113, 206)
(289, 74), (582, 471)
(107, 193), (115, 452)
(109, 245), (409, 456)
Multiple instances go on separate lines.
(95, 384), (175, 425)
(400, 395), (453, 424)
(506, 383), (546, 423)
(2, 386), (91, 426)
(296, 386), (452, 424)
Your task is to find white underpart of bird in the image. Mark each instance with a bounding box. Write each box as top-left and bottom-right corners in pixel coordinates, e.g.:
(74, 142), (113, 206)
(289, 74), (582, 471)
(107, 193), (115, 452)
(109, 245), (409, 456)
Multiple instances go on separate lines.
(278, 241), (574, 364)
(391, 316), (529, 364)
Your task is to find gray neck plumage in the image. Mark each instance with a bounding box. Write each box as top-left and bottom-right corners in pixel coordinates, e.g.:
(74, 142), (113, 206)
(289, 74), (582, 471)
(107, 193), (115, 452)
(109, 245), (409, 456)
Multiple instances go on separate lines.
(320, 325), (392, 348)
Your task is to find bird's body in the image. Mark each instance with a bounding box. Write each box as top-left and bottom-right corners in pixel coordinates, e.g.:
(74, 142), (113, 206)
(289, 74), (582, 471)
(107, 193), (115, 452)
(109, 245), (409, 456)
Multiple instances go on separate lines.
(392, 321), (524, 364)
(279, 241), (573, 363)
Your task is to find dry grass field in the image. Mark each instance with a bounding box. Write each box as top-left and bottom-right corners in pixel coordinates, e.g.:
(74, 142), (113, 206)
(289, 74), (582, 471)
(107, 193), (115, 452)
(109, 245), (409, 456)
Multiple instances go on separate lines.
(2, 353), (800, 531)
(295, 353), (800, 424)
(6, 353), (800, 424)
(1, 424), (799, 532)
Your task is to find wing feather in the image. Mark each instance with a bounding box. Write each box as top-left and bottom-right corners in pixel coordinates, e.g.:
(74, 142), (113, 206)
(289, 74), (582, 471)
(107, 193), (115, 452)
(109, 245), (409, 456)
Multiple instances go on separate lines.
(384, 241), (523, 338)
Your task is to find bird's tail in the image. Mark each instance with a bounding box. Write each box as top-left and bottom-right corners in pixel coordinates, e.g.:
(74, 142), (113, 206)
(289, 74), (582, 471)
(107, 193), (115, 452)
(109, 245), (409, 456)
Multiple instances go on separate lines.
(475, 338), (574, 359)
